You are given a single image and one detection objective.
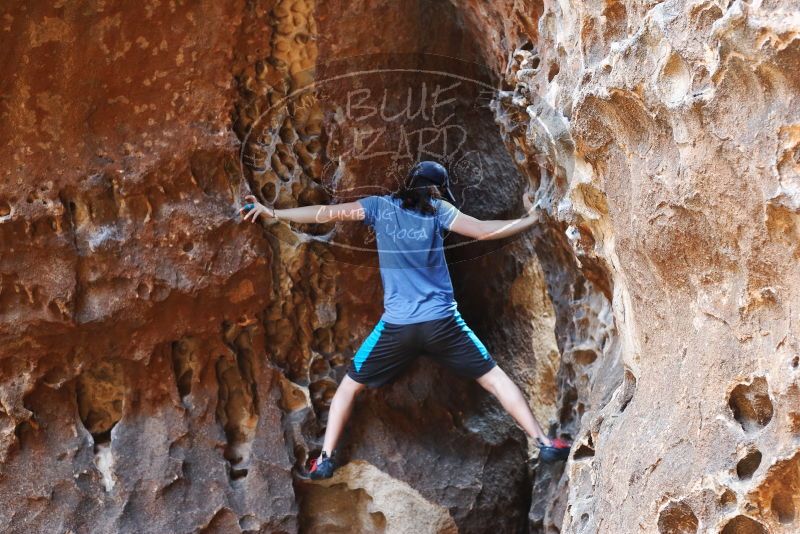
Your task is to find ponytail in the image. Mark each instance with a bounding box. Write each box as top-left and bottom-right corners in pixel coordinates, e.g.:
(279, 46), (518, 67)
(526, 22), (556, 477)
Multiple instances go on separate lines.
(391, 176), (442, 215)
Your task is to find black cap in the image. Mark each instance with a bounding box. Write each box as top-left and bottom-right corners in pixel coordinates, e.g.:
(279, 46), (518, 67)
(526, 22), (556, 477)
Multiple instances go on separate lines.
(409, 161), (457, 204)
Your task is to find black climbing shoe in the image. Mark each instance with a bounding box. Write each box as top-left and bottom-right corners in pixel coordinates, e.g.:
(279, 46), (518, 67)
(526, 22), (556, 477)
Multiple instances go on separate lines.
(308, 451), (335, 480)
(536, 437), (572, 463)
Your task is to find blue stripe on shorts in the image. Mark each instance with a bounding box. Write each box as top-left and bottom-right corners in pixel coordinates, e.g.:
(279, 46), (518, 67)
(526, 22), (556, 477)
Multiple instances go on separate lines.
(453, 310), (490, 359)
(353, 320), (386, 371)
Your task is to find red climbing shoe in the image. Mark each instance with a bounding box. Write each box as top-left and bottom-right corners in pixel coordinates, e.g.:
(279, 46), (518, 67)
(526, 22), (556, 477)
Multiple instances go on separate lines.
(537, 437), (572, 463)
(308, 451), (335, 480)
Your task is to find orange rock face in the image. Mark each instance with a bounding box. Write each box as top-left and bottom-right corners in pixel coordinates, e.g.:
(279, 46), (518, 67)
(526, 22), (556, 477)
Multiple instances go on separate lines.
(0, 1), (550, 532)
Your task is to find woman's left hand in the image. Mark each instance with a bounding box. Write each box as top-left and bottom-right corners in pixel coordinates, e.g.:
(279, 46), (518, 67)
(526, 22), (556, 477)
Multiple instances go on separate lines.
(240, 195), (275, 223)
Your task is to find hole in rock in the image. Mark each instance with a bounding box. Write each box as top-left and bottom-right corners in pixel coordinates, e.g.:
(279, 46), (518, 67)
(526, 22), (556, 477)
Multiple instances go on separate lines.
(171, 339), (197, 399)
(719, 489), (737, 508)
(728, 377), (773, 432)
(182, 241), (194, 253)
(306, 138), (322, 154)
(215, 333), (258, 482)
(310, 379), (337, 409)
(230, 467), (249, 480)
(657, 500), (698, 534)
(47, 300), (62, 317)
(76, 362), (124, 436)
(520, 40), (534, 51)
(574, 442), (595, 460)
(13, 420), (34, 446)
(720, 515), (768, 534)
(618, 369), (637, 413)
(65, 198), (89, 228)
(280, 124), (295, 144)
(771, 492), (796, 524)
(752, 452), (800, 527)
(136, 283), (150, 299)
(660, 52), (690, 104)
(602, 0), (628, 42)
(559, 384), (579, 424)
(548, 62), (560, 82)
(76, 361), (124, 492)
(572, 432), (595, 460)
(504, 68), (526, 89)
(0, 200), (10, 217)
(309, 356), (331, 381)
(791, 355), (798, 369)
(573, 349), (597, 365)
(736, 449), (761, 480)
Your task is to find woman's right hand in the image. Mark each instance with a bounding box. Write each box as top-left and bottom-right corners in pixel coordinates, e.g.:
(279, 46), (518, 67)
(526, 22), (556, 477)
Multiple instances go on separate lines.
(240, 195), (275, 223)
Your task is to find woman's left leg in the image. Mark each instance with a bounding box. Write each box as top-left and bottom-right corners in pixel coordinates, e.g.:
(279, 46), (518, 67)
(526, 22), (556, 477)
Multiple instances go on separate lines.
(321, 375), (366, 455)
(309, 320), (416, 479)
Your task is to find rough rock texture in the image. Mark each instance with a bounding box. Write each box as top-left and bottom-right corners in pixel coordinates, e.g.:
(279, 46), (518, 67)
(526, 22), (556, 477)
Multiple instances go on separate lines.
(451, 0), (800, 532)
(1, 0), (798, 533)
(297, 460), (458, 533)
(1, 1), (543, 533)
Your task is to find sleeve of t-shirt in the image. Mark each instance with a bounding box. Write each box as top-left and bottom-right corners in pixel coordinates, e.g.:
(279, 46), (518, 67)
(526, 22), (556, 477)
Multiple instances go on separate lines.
(357, 195), (380, 226)
(436, 199), (459, 231)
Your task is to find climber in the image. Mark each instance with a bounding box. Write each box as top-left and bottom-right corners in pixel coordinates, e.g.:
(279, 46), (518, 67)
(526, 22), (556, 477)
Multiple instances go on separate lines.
(240, 161), (572, 480)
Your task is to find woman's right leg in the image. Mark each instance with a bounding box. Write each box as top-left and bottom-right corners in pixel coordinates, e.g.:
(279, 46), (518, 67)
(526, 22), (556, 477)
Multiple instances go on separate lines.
(321, 375), (366, 455)
(476, 365), (551, 446)
(421, 313), (557, 448)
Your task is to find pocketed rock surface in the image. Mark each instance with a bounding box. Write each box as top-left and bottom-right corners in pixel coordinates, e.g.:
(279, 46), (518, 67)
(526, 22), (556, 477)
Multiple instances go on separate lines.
(1, 1), (798, 533)
(452, 0), (800, 532)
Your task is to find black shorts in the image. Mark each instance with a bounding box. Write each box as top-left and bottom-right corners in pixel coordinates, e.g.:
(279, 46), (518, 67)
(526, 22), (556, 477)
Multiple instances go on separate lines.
(346, 311), (497, 388)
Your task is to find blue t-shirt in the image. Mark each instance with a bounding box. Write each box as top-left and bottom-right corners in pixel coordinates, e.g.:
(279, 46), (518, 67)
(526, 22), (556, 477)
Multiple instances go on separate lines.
(358, 195), (460, 324)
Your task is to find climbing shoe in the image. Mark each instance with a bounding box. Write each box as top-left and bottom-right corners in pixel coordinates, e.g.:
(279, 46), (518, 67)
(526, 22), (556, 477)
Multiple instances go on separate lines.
(308, 451), (335, 480)
(536, 437), (572, 463)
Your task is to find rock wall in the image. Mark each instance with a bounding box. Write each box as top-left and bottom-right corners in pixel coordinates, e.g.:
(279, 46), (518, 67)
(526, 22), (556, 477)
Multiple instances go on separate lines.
(0, 1), (552, 533)
(451, 0), (800, 532)
(1, 0), (798, 533)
